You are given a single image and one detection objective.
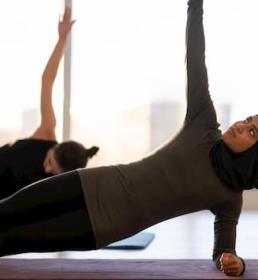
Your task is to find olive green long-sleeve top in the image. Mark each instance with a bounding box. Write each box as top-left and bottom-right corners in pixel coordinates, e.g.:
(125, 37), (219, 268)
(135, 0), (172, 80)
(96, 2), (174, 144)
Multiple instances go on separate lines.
(78, 0), (242, 266)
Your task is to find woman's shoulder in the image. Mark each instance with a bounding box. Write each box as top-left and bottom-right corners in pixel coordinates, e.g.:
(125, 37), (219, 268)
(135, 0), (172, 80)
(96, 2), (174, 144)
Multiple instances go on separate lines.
(13, 138), (57, 146)
(10, 138), (57, 154)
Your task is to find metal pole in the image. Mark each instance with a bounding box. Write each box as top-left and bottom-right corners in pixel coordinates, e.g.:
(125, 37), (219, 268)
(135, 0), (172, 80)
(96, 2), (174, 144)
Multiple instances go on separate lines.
(63, 0), (73, 141)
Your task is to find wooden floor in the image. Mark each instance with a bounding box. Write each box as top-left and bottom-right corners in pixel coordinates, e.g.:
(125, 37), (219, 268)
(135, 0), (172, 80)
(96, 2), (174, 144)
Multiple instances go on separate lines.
(0, 259), (257, 279)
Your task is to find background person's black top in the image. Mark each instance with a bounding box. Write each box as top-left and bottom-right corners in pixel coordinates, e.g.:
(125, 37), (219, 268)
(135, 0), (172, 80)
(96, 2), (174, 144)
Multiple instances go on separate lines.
(0, 139), (57, 198)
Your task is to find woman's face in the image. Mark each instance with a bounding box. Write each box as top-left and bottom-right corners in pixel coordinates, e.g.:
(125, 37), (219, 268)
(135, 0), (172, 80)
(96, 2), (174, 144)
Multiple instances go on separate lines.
(43, 148), (63, 175)
(222, 115), (258, 153)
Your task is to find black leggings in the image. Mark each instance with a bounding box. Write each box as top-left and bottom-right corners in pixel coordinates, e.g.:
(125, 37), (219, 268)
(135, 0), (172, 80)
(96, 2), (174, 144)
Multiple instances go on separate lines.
(0, 171), (96, 257)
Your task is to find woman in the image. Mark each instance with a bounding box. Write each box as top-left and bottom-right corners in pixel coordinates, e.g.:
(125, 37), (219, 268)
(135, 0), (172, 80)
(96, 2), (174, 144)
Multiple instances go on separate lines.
(0, 7), (98, 198)
(0, 0), (249, 276)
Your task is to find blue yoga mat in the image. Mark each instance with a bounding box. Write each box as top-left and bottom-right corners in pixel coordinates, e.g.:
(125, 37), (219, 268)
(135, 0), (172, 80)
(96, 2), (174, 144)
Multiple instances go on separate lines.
(105, 232), (155, 250)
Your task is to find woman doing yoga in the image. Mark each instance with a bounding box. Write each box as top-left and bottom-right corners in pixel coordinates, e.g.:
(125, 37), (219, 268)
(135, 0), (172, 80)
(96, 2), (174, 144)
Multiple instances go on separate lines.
(0, 7), (98, 199)
(0, 0), (254, 276)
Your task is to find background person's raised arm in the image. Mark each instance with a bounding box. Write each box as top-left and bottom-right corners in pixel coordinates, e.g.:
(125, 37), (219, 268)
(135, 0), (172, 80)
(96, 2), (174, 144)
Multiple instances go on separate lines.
(32, 7), (75, 140)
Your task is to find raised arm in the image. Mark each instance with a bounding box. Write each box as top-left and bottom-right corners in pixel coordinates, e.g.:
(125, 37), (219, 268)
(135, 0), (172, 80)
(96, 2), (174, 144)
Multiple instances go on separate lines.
(184, 0), (217, 128)
(211, 196), (245, 276)
(32, 7), (75, 140)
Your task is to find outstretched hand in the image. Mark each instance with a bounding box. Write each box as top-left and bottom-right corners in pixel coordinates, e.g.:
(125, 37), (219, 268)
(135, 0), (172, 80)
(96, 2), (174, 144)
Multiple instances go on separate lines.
(58, 7), (75, 38)
(220, 253), (244, 277)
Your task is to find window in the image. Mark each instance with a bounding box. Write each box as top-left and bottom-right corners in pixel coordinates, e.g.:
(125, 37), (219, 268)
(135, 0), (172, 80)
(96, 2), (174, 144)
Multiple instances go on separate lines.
(0, 0), (63, 146)
(70, 0), (186, 167)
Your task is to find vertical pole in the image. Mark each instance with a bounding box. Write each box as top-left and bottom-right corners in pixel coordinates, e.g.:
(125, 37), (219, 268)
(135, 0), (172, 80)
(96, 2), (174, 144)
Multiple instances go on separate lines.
(63, 0), (73, 141)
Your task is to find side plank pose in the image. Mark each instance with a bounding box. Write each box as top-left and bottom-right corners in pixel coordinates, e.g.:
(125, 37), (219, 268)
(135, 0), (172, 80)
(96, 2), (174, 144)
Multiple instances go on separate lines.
(0, 8), (98, 198)
(0, 0), (256, 276)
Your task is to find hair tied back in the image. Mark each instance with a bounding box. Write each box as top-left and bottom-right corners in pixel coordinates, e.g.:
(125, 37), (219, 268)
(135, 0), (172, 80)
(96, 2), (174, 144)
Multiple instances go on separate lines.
(86, 146), (99, 158)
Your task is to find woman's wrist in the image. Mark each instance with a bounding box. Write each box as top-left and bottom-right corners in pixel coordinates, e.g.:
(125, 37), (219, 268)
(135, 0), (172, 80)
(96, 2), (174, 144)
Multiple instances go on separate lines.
(58, 34), (68, 42)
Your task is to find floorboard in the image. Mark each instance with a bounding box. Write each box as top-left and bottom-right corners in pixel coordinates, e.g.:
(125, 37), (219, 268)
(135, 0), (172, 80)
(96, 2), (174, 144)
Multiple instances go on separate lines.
(0, 259), (257, 279)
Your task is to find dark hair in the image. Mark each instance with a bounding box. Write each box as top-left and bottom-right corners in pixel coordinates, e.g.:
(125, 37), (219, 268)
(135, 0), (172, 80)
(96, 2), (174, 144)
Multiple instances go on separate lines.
(53, 141), (99, 172)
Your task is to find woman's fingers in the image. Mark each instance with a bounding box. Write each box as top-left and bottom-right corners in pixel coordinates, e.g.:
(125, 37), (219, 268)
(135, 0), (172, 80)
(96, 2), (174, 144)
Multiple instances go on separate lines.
(58, 7), (75, 37)
(220, 253), (244, 276)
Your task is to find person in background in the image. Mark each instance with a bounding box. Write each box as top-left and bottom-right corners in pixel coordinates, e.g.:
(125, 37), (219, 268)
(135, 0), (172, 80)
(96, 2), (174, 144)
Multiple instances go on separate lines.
(0, 7), (99, 198)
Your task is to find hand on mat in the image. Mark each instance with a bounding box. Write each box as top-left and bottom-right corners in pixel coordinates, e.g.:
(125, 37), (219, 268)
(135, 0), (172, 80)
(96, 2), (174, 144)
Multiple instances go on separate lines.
(58, 7), (75, 39)
(220, 252), (244, 276)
